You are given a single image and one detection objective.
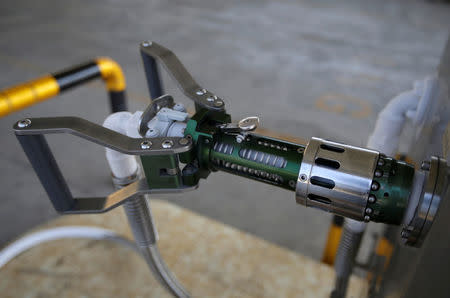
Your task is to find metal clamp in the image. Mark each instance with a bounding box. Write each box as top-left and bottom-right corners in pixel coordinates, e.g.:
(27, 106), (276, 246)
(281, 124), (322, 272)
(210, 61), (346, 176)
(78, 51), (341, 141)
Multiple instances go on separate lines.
(14, 117), (196, 213)
(140, 41), (225, 111)
(296, 137), (379, 220)
(14, 117), (192, 155)
(402, 156), (449, 247)
(139, 94), (175, 136)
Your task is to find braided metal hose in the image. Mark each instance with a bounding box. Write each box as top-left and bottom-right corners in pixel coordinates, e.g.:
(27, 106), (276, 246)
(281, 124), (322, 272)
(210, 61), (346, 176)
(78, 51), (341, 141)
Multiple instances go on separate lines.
(114, 174), (190, 298)
(331, 221), (364, 298)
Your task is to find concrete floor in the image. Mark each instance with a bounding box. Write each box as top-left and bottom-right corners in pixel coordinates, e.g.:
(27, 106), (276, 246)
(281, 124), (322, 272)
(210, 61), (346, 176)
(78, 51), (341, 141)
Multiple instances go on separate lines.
(0, 0), (449, 260)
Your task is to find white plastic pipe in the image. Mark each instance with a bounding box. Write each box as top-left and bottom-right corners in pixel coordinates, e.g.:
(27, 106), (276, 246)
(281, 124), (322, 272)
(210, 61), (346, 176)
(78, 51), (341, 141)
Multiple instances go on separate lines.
(103, 112), (139, 178)
(0, 226), (138, 269)
(367, 90), (420, 155)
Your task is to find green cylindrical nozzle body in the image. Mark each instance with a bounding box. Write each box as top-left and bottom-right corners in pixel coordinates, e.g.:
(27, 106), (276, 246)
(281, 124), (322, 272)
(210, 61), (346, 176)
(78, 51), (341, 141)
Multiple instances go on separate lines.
(183, 110), (415, 225)
(209, 133), (304, 191)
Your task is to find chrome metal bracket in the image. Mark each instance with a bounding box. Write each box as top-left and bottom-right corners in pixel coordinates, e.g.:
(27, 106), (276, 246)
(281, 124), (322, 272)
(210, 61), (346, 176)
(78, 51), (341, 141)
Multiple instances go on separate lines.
(139, 94), (175, 136)
(67, 178), (197, 214)
(13, 117), (197, 213)
(14, 117), (192, 155)
(140, 41), (225, 111)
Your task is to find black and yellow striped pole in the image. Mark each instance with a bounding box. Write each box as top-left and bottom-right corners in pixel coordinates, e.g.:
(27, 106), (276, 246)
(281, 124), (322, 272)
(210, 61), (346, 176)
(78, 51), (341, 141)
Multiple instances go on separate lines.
(322, 215), (344, 265)
(0, 57), (127, 117)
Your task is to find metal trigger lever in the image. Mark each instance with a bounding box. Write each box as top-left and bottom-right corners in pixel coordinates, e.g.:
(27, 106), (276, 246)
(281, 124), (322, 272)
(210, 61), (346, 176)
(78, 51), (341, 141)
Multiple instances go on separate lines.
(140, 41), (225, 111)
(218, 116), (260, 143)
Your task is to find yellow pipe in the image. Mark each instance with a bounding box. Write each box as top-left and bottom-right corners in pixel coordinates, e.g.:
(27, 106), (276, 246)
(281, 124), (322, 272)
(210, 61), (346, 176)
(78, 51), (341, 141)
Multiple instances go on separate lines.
(322, 223), (343, 265)
(0, 58), (126, 117)
(0, 75), (59, 117)
(96, 57), (126, 92)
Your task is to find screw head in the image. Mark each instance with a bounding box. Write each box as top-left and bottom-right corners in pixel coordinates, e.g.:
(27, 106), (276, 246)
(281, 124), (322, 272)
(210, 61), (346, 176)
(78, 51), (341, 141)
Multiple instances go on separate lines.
(377, 158), (385, 167)
(214, 99), (224, 107)
(364, 215), (371, 222)
(299, 174), (307, 182)
(17, 119), (31, 128)
(162, 140), (174, 149)
(297, 148), (304, 154)
(141, 41), (152, 47)
(371, 181), (380, 191)
(289, 180), (296, 188)
(141, 141), (152, 149)
(368, 194), (376, 204)
(374, 169), (383, 177)
(365, 207), (373, 215)
(235, 135), (245, 143)
(401, 230), (410, 238)
(206, 95), (218, 102)
(178, 138), (189, 145)
(421, 160), (431, 171)
(196, 89), (207, 95)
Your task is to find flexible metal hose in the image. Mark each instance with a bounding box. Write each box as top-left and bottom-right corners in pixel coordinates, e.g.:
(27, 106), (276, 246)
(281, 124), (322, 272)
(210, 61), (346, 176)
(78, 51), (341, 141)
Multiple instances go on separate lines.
(331, 224), (364, 298)
(123, 195), (190, 298)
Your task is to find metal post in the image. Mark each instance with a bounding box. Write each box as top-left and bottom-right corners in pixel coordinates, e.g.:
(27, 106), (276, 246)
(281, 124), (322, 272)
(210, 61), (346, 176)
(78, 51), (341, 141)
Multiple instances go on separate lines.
(140, 44), (164, 99)
(16, 133), (75, 212)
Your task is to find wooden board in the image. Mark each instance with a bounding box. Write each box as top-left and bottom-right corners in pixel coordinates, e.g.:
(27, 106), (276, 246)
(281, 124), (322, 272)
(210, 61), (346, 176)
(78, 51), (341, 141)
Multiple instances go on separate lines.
(0, 199), (366, 297)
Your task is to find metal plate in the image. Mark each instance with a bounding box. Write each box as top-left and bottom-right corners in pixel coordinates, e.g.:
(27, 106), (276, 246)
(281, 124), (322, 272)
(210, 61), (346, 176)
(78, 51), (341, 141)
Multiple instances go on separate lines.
(67, 178), (198, 214)
(14, 117), (192, 155)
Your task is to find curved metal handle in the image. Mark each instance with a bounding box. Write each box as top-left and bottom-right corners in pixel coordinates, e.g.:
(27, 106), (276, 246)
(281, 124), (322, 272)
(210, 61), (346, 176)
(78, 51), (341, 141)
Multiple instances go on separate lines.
(14, 117), (196, 213)
(140, 41), (225, 111)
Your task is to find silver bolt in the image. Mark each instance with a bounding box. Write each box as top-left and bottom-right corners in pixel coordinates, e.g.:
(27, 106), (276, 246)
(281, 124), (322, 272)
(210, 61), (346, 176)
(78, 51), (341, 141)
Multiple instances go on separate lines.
(421, 160), (431, 171)
(364, 215), (370, 222)
(401, 230), (410, 238)
(371, 181), (380, 191)
(377, 159), (385, 167)
(196, 89), (207, 96)
(365, 207), (373, 215)
(142, 41), (152, 47)
(289, 180), (296, 188)
(236, 135), (245, 143)
(141, 141), (152, 149)
(162, 140), (174, 149)
(206, 95), (217, 102)
(178, 138), (189, 145)
(297, 148), (304, 154)
(214, 99), (224, 107)
(300, 174), (307, 182)
(368, 194), (376, 204)
(17, 119), (31, 128)
(374, 169), (383, 177)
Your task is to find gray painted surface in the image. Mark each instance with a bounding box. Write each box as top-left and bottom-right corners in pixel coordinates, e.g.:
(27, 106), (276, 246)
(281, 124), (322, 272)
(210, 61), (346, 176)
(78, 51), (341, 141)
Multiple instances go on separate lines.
(0, 0), (449, 260)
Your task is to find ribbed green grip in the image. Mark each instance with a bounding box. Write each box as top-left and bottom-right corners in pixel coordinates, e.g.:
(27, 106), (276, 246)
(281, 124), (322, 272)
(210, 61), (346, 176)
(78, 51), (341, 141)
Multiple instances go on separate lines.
(209, 133), (304, 191)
